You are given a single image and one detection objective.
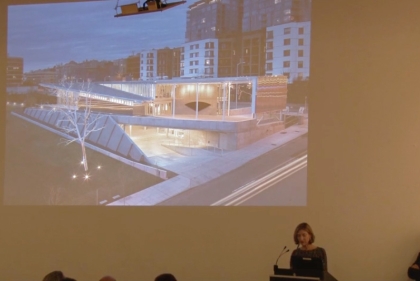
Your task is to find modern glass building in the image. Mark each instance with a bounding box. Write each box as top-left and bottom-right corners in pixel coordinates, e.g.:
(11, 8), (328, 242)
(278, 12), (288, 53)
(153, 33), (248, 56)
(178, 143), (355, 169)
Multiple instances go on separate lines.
(242, 0), (312, 32)
(185, 0), (243, 42)
(7, 56), (23, 86)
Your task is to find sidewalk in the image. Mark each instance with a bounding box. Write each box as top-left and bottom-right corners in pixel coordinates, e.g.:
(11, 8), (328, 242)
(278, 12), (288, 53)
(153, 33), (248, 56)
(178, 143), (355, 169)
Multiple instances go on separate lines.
(108, 120), (308, 206)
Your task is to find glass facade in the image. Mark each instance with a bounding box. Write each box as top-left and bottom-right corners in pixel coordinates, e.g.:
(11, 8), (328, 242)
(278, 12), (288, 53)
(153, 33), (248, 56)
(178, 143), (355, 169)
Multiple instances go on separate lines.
(242, 0), (312, 32)
(7, 56), (24, 86)
(185, 0), (243, 42)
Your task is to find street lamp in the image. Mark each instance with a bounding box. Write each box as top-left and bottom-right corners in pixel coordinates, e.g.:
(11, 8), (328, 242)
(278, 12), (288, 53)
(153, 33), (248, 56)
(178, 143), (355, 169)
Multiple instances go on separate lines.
(236, 59), (245, 109)
(236, 59), (245, 77)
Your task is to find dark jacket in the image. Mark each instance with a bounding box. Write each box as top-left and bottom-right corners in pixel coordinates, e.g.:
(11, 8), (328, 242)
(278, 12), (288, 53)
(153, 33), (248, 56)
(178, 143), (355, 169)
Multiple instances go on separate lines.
(408, 252), (420, 281)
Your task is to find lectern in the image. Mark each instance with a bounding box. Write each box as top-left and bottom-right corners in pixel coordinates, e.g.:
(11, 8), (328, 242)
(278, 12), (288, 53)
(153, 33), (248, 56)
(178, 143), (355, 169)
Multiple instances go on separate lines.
(271, 267), (338, 281)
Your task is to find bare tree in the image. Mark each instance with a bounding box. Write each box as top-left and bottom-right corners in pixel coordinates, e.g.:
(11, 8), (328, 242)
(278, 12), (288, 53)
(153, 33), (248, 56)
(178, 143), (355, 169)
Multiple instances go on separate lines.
(50, 77), (104, 171)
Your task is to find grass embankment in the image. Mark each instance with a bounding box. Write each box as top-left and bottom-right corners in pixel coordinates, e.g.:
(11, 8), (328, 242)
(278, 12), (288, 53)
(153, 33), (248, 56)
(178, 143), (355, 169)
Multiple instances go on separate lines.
(4, 110), (163, 205)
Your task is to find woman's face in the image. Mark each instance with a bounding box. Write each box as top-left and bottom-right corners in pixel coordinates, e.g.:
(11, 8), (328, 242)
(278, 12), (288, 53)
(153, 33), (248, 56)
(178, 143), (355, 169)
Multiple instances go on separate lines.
(297, 229), (311, 246)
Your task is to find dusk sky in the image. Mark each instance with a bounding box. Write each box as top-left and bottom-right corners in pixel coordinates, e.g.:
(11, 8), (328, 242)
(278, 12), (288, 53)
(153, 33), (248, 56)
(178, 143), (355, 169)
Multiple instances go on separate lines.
(7, 0), (193, 72)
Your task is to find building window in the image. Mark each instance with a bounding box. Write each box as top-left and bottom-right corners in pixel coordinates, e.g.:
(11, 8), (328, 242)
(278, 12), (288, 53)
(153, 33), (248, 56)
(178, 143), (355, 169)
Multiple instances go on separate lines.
(266, 63), (273, 71)
(299, 38), (304, 46)
(284, 27), (291, 35)
(190, 61), (194, 66)
(283, 61), (290, 68)
(205, 50), (214, 57)
(267, 52), (273, 60)
(189, 69), (193, 74)
(284, 38), (291, 45)
(195, 52), (199, 57)
(205, 59), (214, 65)
(266, 41), (273, 50)
(283, 50), (290, 56)
(190, 53), (194, 58)
(298, 61), (304, 68)
(298, 27), (304, 35)
(195, 60), (199, 65)
(283, 72), (290, 78)
(190, 45), (194, 50)
(195, 44), (199, 49)
(298, 50), (304, 57)
(205, 68), (214, 74)
(267, 30), (273, 39)
(205, 42), (214, 49)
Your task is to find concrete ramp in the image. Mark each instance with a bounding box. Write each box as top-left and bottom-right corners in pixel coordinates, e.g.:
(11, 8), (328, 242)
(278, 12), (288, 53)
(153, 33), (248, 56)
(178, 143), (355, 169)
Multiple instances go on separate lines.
(23, 107), (150, 164)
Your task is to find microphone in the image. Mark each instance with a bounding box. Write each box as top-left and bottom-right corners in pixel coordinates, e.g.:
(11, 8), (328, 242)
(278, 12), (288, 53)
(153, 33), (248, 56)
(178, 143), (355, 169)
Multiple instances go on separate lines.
(273, 246), (290, 273)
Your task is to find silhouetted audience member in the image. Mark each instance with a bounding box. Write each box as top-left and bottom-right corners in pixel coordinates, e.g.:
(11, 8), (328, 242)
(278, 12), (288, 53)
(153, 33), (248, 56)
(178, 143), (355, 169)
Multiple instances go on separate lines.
(155, 273), (177, 281)
(62, 278), (77, 281)
(408, 252), (420, 281)
(42, 271), (65, 281)
(99, 276), (116, 281)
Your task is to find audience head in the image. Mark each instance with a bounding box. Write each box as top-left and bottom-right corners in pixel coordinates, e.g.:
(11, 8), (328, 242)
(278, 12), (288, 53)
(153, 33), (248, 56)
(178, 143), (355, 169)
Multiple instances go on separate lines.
(62, 278), (77, 281)
(293, 222), (315, 246)
(155, 273), (177, 281)
(42, 271), (65, 281)
(99, 276), (116, 281)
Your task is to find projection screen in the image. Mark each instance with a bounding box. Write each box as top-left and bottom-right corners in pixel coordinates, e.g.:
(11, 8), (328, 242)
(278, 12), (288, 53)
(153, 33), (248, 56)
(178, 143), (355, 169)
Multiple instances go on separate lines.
(4, 0), (311, 206)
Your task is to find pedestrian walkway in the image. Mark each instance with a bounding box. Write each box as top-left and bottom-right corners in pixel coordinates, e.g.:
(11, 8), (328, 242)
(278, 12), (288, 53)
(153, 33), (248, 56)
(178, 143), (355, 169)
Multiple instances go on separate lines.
(108, 119), (308, 205)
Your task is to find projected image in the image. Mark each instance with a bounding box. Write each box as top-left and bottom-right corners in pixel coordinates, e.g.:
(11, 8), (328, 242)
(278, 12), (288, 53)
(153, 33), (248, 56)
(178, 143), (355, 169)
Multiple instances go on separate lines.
(5, 0), (310, 206)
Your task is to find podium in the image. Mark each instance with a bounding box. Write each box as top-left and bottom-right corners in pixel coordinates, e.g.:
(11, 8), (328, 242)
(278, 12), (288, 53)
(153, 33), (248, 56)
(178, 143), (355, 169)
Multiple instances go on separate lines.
(271, 267), (338, 281)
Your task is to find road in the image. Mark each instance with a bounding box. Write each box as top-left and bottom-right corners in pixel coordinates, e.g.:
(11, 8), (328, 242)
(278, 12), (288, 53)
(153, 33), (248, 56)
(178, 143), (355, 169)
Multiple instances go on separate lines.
(159, 134), (308, 206)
